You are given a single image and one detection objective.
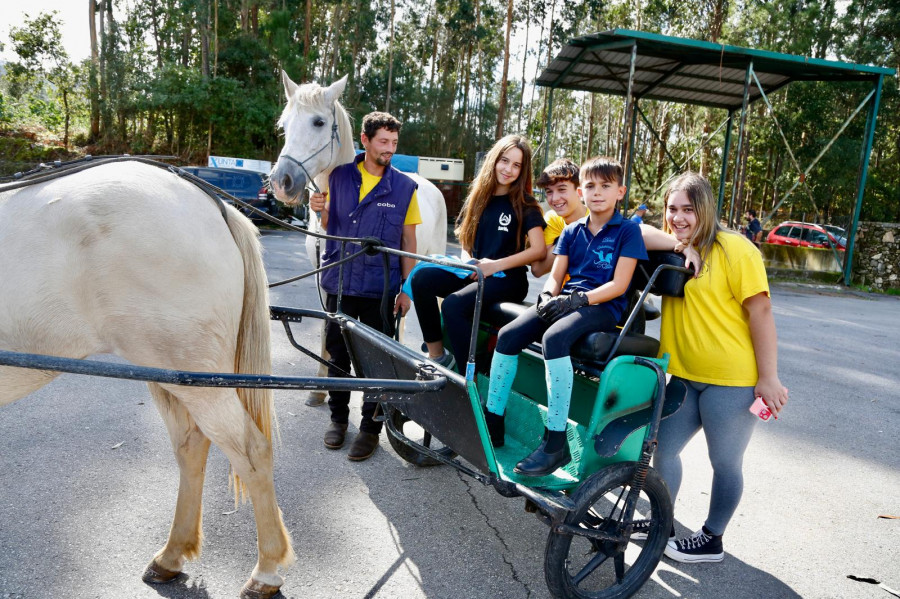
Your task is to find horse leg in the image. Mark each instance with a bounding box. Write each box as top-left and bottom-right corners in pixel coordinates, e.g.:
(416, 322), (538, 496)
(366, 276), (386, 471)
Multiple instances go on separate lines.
(0, 366), (59, 406)
(142, 383), (211, 584)
(177, 387), (294, 598)
(305, 327), (329, 406)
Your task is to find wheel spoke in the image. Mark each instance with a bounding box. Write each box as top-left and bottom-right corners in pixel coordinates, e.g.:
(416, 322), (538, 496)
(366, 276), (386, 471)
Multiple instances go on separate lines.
(423, 430), (433, 447)
(614, 552), (625, 584)
(572, 550), (610, 585)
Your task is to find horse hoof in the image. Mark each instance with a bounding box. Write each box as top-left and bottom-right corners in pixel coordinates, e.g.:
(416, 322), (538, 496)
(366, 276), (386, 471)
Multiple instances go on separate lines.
(142, 559), (181, 584)
(240, 579), (283, 599)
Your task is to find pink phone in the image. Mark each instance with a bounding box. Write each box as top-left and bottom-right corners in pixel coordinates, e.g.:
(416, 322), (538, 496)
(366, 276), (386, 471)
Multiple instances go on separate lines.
(749, 396), (774, 422)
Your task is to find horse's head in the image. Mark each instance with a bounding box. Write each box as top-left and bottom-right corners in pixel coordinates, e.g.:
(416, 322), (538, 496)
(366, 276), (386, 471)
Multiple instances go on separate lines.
(270, 72), (350, 205)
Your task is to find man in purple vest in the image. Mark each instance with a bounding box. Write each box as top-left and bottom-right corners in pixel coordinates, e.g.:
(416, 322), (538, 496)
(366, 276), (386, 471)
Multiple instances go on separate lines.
(310, 112), (421, 461)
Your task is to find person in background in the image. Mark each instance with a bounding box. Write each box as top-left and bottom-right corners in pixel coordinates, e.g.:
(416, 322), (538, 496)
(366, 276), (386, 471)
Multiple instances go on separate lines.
(409, 134), (546, 375)
(530, 158), (587, 277)
(310, 111), (420, 461)
(630, 203), (649, 224)
(744, 209), (762, 245)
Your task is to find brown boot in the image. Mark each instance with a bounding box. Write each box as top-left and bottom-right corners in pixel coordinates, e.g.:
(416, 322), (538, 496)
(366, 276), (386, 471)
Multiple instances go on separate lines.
(305, 391), (327, 407)
(347, 431), (380, 461)
(323, 422), (348, 449)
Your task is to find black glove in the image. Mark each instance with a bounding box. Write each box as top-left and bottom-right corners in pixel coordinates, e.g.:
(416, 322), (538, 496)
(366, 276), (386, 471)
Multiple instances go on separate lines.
(537, 290), (590, 323)
(536, 291), (554, 311)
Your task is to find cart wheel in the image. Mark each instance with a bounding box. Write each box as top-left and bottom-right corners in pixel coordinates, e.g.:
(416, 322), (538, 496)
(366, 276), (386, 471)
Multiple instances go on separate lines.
(544, 462), (672, 599)
(385, 406), (457, 467)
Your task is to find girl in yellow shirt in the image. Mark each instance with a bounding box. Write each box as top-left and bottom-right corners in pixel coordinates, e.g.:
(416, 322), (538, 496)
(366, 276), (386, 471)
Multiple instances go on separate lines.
(649, 173), (789, 564)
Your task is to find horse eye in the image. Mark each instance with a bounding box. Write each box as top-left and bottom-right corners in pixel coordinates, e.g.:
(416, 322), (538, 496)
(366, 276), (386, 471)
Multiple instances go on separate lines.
(313, 117), (325, 127)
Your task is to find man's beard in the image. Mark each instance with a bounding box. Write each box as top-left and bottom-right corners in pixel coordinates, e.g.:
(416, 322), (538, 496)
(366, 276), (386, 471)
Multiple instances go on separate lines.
(375, 153), (392, 167)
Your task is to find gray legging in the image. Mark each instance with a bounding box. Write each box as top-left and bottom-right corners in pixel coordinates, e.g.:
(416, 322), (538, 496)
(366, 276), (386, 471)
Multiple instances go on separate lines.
(652, 376), (758, 536)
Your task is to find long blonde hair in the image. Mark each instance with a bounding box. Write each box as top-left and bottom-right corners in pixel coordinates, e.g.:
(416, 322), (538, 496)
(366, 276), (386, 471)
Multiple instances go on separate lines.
(663, 172), (740, 272)
(455, 134), (537, 252)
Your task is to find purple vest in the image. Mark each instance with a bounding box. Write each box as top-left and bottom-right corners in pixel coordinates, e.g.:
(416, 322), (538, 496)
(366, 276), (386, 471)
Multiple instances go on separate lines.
(320, 155), (417, 298)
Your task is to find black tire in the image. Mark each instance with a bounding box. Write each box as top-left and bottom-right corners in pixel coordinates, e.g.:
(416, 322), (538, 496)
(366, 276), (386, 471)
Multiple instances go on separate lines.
(544, 462), (673, 599)
(384, 405), (457, 467)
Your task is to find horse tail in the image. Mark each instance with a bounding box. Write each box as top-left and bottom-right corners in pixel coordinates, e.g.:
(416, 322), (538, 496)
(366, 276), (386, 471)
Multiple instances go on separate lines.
(225, 208), (275, 503)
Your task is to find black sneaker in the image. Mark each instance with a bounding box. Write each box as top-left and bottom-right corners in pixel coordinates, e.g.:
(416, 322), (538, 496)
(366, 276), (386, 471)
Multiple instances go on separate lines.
(664, 527), (724, 563)
(630, 519), (675, 541)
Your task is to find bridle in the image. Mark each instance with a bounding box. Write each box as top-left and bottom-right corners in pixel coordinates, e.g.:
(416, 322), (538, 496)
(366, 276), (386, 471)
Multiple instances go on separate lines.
(277, 101), (342, 313)
(278, 103), (341, 195)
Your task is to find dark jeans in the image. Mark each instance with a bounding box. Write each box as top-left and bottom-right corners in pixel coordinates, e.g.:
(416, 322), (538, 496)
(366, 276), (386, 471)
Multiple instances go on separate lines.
(495, 302), (618, 359)
(324, 293), (393, 434)
(410, 267), (529, 370)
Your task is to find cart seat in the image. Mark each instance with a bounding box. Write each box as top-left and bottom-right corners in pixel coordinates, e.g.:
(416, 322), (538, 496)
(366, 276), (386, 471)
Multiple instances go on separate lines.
(481, 302), (660, 366)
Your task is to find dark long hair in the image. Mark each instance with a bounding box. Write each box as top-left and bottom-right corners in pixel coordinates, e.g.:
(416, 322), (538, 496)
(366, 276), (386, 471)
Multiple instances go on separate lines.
(455, 134), (538, 253)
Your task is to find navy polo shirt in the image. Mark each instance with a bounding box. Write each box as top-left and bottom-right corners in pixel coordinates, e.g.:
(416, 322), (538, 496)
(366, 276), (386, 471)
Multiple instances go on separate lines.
(554, 211), (648, 321)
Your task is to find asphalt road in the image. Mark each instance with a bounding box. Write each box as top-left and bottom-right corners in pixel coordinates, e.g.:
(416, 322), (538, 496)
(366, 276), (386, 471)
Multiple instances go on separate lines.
(1, 228), (898, 599)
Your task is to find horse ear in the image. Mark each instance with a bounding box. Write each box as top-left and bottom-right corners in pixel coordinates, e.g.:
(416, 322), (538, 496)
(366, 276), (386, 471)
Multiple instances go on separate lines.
(282, 70), (299, 100)
(323, 75), (348, 105)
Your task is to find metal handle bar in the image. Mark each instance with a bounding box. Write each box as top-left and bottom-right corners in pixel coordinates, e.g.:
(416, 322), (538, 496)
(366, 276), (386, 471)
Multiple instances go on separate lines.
(0, 349), (446, 393)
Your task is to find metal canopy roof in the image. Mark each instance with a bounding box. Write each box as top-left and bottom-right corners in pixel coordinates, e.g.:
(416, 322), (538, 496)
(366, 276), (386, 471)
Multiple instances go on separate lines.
(537, 29), (894, 110)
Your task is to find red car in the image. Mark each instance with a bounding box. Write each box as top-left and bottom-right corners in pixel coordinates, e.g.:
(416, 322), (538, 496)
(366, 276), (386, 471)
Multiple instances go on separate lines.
(765, 221), (846, 250)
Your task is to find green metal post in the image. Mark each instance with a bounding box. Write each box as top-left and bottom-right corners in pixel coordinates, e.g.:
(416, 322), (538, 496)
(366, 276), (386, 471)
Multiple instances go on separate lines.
(717, 110), (734, 217)
(729, 62), (753, 228)
(843, 75), (884, 285)
(544, 87), (555, 169)
(620, 42), (638, 213)
(623, 99), (639, 207)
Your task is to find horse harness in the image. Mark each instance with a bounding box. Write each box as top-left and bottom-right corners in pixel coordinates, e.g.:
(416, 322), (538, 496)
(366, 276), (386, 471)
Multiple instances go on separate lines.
(276, 103), (342, 195)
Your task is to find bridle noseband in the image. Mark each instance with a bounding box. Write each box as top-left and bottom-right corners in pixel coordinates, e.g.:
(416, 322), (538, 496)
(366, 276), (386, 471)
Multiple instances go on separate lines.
(279, 103), (341, 195)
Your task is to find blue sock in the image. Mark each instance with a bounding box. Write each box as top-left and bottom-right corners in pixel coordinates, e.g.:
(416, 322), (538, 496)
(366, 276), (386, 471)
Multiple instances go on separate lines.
(485, 352), (518, 416)
(545, 356), (574, 432)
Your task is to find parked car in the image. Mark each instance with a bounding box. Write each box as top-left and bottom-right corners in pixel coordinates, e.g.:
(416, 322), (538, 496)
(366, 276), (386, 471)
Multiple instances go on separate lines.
(765, 221), (846, 250)
(822, 224), (848, 247)
(180, 166), (276, 222)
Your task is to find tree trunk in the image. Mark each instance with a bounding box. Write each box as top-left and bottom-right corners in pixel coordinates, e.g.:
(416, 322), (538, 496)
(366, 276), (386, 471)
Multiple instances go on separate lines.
(518, 0), (530, 133)
(302, 0), (312, 78)
(328, 2), (345, 80)
(495, 0), (514, 139)
(201, 0), (210, 78)
(429, 2), (438, 91)
(386, 0), (395, 111)
(98, 0), (108, 142)
(461, 43), (472, 134)
(213, 0), (218, 76)
(62, 89), (70, 148)
(587, 94), (596, 157)
(88, 0), (100, 141)
(708, 0), (727, 42)
(654, 106), (671, 192)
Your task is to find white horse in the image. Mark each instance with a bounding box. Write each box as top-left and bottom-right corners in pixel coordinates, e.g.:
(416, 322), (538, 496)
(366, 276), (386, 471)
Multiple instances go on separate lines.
(0, 162), (293, 599)
(270, 73), (448, 404)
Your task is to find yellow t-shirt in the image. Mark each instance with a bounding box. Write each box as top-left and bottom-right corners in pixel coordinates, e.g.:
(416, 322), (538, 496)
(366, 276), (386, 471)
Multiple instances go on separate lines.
(358, 162), (422, 225)
(659, 232), (769, 386)
(543, 210), (566, 246)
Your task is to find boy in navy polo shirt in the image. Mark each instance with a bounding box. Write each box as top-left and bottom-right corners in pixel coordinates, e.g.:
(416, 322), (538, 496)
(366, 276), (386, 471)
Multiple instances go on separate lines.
(483, 156), (647, 476)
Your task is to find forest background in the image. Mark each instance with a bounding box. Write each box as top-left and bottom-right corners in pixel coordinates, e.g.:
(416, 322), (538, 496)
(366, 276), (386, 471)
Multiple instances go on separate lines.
(0, 0), (897, 227)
